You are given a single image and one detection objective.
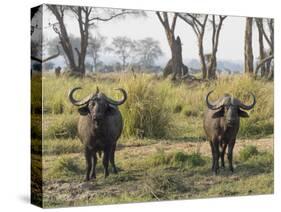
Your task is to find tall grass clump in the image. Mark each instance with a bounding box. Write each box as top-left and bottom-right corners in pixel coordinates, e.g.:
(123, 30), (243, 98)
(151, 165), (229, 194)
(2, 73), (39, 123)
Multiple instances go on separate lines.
(119, 74), (174, 138)
(43, 139), (83, 155)
(147, 149), (205, 168)
(42, 73), (273, 139)
(143, 168), (187, 199)
(238, 145), (273, 174)
(43, 114), (78, 139)
(239, 145), (259, 161)
(48, 155), (83, 178)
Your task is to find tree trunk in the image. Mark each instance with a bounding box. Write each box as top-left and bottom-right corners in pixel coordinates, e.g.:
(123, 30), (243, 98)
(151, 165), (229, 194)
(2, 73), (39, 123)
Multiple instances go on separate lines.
(207, 15), (226, 80)
(255, 18), (265, 77)
(208, 55), (217, 79)
(93, 57), (97, 72)
(198, 37), (207, 79)
(156, 12), (184, 80)
(244, 17), (254, 75)
(171, 36), (183, 80)
(122, 56), (126, 71)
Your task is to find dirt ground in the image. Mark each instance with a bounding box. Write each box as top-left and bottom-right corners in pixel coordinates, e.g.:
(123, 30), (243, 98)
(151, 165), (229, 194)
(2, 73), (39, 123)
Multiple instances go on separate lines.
(42, 137), (274, 208)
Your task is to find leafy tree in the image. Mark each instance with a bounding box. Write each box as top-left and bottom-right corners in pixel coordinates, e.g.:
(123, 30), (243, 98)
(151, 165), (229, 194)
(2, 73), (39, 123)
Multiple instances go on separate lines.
(109, 36), (135, 70)
(135, 37), (163, 68)
(88, 34), (107, 72)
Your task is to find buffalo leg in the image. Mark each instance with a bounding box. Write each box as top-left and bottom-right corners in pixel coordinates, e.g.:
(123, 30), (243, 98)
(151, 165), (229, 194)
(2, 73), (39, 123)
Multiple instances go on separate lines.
(84, 147), (92, 181)
(209, 141), (215, 172)
(110, 144), (118, 174)
(103, 148), (110, 178)
(213, 140), (220, 175)
(90, 152), (97, 179)
(220, 143), (227, 169)
(227, 140), (236, 172)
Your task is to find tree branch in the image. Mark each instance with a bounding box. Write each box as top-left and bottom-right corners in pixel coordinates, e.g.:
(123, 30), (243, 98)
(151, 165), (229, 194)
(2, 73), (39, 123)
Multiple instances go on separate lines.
(255, 55), (274, 74)
(31, 45), (60, 63)
(260, 23), (273, 50)
(156, 11), (165, 27)
(89, 11), (136, 23)
(171, 13), (178, 32)
(186, 14), (203, 27)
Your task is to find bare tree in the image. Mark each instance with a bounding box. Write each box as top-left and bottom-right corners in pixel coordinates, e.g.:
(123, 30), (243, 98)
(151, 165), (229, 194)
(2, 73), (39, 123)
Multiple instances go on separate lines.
(178, 14), (208, 79)
(244, 17), (254, 75)
(207, 15), (227, 79)
(135, 37), (163, 68)
(109, 36), (135, 70)
(255, 18), (274, 79)
(156, 12), (185, 80)
(255, 18), (266, 76)
(31, 6), (60, 64)
(178, 14), (226, 79)
(48, 5), (140, 76)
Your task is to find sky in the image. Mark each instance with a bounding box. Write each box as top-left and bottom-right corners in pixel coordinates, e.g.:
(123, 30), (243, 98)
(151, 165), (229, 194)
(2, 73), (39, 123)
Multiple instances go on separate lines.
(42, 5), (271, 66)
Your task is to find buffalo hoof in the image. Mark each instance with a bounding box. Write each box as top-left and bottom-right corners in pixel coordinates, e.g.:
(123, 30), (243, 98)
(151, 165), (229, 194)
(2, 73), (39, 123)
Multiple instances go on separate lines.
(85, 177), (90, 182)
(212, 171), (218, 176)
(90, 174), (96, 179)
(112, 168), (118, 174)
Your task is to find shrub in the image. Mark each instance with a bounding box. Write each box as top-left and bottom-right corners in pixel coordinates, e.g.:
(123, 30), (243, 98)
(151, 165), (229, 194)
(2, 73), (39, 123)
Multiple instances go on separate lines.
(173, 105), (183, 113)
(44, 115), (78, 139)
(143, 169), (187, 199)
(183, 109), (198, 117)
(186, 152), (206, 167)
(119, 74), (174, 138)
(49, 156), (83, 178)
(43, 139), (83, 155)
(239, 145), (259, 161)
(239, 151), (273, 174)
(41, 73), (273, 140)
(148, 150), (205, 168)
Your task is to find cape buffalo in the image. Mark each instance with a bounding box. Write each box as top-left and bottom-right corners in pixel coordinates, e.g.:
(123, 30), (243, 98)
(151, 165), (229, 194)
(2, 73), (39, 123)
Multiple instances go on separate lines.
(68, 87), (127, 181)
(203, 91), (256, 175)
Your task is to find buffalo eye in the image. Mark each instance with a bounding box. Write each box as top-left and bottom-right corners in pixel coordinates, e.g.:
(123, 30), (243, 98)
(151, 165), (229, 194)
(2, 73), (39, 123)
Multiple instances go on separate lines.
(212, 108), (225, 118)
(78, 106), (89, 116)
(238, 109), (249, 118)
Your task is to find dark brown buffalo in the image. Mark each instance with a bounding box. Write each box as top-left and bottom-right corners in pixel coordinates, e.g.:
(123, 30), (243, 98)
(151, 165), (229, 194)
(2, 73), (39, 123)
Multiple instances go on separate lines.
(203, 91), (256, 175)
(68, 87), (127, 181)
(55, 66), (61, 78)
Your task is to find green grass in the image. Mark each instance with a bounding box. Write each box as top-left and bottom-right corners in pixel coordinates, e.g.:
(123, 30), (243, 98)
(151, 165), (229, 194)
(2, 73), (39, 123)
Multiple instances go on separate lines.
(42, 144), (273, 207)
(147, 149), (205, 168)
(42, 73), (273, 140)
(46, 155), (84, 179)
(43, 139), (83, 155)
(239, 145), (259, 161)
(38, 72), (274, 207)
(43, 114), (78, 139)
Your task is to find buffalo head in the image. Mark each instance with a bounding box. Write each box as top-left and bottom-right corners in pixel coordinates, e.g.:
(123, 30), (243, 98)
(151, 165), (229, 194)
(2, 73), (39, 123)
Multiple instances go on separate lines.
(206, 91), (256, 127)
(68, 87), (127, 121)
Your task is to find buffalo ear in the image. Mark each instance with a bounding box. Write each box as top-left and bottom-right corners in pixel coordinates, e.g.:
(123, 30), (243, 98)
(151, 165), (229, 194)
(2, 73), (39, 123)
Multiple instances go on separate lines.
(78, 106), (89, 116)
(212, 108), (224, 118)
(238, 109), (249, 118)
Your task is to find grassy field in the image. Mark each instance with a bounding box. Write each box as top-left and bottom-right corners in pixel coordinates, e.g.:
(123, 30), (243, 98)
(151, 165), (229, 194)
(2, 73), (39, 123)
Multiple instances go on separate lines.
(32, 72), (274, 207)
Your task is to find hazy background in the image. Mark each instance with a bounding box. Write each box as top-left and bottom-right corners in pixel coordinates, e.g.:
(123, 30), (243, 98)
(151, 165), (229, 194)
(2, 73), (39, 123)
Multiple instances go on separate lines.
(42, 6), (271, 72)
